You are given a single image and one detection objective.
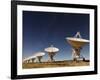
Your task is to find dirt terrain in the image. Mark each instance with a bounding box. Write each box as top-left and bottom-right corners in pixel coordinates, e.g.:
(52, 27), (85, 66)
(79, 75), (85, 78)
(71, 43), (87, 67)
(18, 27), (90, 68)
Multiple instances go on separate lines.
(23, 60), (89, 69)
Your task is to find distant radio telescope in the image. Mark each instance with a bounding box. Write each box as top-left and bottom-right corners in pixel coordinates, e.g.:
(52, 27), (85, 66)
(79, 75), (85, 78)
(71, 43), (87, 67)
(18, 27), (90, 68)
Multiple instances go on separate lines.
(23, 55), (36, 63)
(44, 45), (59, 62)
(34, 52), (45, 63)
(23, 52), (45, 63)
(66, 32), (89, 61)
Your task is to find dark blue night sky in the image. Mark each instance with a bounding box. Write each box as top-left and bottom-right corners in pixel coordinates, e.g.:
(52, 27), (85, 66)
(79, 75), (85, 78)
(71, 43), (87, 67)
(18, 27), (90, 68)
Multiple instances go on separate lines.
(23, 11), (89, 61)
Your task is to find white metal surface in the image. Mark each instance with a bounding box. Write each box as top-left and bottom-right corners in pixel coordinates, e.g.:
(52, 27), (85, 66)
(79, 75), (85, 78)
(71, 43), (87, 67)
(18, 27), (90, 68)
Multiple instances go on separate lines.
(45, 45), (59, 53)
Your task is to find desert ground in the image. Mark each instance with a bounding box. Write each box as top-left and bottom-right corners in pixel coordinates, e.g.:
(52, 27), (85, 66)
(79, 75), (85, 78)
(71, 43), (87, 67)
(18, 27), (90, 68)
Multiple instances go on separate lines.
(23, 60), (89, 69)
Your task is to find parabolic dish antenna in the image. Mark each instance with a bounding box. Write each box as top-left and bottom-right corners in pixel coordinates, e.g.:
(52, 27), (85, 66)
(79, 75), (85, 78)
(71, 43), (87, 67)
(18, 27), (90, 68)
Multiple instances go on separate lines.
(23, 55), (36, 63)
(45, 45), (59, 53)
(44, 45), (59, 62)
(34, 52), (45, 63)
(34, 52), (45, 57)
(23, 52), (45, 63)
(66, 32), (89, 61)
(67, 37), (89, 49)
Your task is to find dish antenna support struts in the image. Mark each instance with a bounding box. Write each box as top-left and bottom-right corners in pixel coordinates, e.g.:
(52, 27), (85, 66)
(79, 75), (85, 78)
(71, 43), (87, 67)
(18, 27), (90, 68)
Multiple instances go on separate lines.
(37, 56), (43, 63)
(34, 52), (45, 63)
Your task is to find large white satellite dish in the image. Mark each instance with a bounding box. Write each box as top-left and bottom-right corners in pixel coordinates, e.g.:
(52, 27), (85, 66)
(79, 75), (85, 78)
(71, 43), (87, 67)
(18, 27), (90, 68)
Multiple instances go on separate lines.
(66, 32), (89, 61)
(67, 37), (89, 49)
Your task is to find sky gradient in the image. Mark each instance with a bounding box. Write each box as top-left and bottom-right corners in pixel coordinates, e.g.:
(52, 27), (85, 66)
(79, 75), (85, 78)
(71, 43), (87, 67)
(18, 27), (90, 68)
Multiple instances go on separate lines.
(23, 11), (89, 61)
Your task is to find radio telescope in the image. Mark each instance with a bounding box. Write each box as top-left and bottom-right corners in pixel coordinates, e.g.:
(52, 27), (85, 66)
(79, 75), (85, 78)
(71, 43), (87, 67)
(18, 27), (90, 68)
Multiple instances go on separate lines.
(44, 45), (59, 62)
(34, 52), (45, 63)
(23, 55), (36, 63)
(66, 32), (89, 61)
(23, 52), (45, 63)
